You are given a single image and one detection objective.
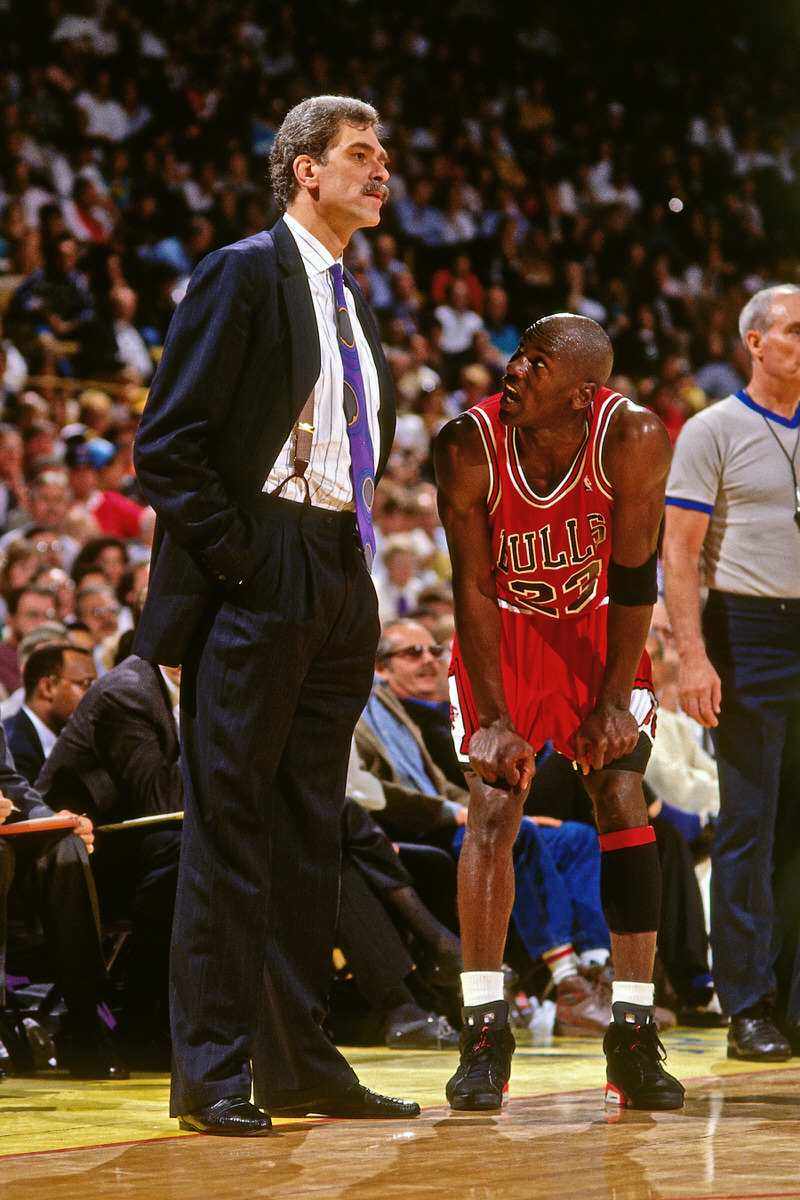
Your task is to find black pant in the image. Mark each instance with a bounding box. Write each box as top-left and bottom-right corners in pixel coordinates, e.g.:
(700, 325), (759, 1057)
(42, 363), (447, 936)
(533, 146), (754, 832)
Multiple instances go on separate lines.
(90, 827), (181, 1037)
(1, 830), (106, 1015)
(169, 501), (379, 1115)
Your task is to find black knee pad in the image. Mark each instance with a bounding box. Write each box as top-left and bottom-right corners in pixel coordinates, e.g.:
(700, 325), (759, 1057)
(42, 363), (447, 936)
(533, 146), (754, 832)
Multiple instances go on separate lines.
(599, 826), (661, 933)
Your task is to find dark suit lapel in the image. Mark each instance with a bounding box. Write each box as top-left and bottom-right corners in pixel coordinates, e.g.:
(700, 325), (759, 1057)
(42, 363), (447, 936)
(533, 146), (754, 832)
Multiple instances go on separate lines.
(273, 220), (321, 419)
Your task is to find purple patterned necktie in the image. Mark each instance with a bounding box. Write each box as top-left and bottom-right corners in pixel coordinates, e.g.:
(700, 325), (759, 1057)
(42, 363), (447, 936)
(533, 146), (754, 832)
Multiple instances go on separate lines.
(330, 261), (377, 572)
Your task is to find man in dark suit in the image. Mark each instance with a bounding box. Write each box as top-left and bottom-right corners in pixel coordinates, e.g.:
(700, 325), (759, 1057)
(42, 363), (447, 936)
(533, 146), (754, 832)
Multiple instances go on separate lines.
(3, 642), (97, 785)
(0, 723), (127, 1079)
(35, 654), (182, 1069)
(132, 95), (416, 1135)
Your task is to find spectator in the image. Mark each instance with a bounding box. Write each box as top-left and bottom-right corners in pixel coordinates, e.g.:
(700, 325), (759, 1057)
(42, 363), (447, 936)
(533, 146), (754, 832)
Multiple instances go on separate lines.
(5, 234), (96, 373)
(433, 280), (485, 388)
(35, 654), (183, 1070)
(0, 584), (59, 697)
(65, 439), (154, 546)
(3, 641), (97, 785)
(73, 582), (121, 673)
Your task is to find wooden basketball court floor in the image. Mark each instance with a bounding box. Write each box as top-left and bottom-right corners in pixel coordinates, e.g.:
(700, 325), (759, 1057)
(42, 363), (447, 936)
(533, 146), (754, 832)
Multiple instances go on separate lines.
(3, 1024), (800, 1200)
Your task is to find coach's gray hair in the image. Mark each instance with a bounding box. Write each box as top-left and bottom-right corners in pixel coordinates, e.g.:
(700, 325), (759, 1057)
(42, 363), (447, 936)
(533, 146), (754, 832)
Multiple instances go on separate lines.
(269, 95), (382, 212)
(738, 284), (800, 348)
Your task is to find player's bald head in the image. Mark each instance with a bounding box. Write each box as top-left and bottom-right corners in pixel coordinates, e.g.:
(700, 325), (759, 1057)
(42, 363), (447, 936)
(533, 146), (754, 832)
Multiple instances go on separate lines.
(522, 314), (614, 386)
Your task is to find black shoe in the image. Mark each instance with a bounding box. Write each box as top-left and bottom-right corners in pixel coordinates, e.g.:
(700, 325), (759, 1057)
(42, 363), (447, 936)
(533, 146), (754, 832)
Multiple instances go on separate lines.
(779, 1022), (800, 1056)
(604, 1015), (685, 1110)
(728, 1005), (791, 1061)
(178, 1097), (272, 1136)
(0, 1011), (34, 1073)
(57, 1016), (130, 1080)
(446, 1000), (516, 1111)
(386, 1014), (461, 1050)
(272, 1082), (420, 1119)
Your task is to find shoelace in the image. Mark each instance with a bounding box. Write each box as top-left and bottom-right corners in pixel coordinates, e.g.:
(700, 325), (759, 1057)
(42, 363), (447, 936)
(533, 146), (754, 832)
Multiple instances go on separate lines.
(628, 1023), (667, 1061)
(470, 1025), (491, 1055)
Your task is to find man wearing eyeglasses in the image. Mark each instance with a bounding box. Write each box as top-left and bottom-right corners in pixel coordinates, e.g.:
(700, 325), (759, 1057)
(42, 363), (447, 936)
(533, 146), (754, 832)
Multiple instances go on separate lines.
(73, 583), (121, 674)
(3, 642), (97, 784)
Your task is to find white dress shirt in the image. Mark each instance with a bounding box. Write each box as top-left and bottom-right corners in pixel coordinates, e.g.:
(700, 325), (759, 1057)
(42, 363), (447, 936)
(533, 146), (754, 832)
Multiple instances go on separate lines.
(265, 214), (381, 510)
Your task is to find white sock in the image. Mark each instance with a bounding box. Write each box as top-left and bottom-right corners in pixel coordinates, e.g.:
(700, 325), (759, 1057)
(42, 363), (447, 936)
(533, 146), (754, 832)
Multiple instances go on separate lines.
(579, 948), (610, 968)
(461, 971), (505, 1008)
(612, 981), (655, 1010)
(542, 944), (580, 985)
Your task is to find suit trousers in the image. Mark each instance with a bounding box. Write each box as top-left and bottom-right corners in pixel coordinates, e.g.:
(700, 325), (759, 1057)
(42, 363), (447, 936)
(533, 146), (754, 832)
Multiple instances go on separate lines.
(169, 499), (379, 1115)
(703, 590), (800, 1019)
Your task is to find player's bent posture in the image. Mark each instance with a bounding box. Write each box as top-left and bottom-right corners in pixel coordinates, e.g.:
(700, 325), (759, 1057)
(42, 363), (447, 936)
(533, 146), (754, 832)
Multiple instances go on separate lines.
(435, 314), (684, 1111)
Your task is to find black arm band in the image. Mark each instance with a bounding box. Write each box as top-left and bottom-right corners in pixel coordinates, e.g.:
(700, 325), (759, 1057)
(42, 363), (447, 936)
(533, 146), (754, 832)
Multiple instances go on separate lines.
(607, 550), (658, 607)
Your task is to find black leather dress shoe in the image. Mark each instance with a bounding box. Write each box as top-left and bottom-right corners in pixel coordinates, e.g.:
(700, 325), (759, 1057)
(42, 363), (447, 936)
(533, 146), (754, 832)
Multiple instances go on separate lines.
(272, 1082), (420, 1119)
(728, 1008), (792, 1061)
(178, 1097), (273, 1136)
(780, 1022), (800, 1056)
(385, 1014), (461, 1050)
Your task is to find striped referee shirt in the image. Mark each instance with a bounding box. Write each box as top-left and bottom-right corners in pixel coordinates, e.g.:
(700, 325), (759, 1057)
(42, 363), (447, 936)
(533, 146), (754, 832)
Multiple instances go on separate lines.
(264, 213), (381, 510)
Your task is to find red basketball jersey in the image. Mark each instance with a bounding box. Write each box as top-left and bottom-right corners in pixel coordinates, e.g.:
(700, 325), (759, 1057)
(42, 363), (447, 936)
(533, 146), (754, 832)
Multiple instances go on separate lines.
(467, 386), (625, 621)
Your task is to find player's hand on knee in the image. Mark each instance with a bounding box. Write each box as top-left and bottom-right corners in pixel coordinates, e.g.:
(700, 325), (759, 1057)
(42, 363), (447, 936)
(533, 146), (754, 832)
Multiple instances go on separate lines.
(573, 706), (639, 774)
(468, 722), (535, 794)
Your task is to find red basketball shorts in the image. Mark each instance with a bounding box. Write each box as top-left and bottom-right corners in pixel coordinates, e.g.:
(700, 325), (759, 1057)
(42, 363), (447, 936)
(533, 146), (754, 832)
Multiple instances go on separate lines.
(448, 599), (656, 766)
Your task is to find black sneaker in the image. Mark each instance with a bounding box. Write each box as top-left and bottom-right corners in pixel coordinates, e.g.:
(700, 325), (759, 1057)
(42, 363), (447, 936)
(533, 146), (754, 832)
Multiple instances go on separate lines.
(604, 1016), (684, 1110)
(446, 1000), (515, 1111)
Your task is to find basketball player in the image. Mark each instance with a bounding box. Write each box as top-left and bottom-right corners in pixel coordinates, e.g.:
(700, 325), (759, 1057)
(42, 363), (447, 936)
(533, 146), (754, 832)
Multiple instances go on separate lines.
(434, 313), (684, 1111)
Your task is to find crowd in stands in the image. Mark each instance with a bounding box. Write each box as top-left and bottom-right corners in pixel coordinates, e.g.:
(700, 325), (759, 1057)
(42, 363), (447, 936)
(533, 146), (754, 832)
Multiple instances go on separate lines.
(0, 0), (795, 1068)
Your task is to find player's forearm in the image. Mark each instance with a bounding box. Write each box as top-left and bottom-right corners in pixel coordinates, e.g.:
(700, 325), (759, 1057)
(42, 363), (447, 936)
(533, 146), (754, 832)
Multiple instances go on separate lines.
(596, 600), (653, 709)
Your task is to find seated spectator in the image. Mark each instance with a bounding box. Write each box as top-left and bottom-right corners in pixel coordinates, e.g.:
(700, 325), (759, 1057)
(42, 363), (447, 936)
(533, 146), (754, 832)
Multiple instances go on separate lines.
(433, 280), (485, 389)
(5, 234), (96, 373)
(0, 468), (81, 573)
(331, 797), (461, 1050)
(373, 534), (430, 622)
(644, 618), (719, 836)
(447, 362), (494, 417)
(363, 233), (405, 320)
(71, 536), (129, 593)
(431, 252), (484, 313)
(0, 584), (59, 698)
(0, 539), (45, 612)
(0, 727), (127, 1079)
(483, 286), (521, 362)
(72, 582), (121, 674)
(354, 620), (615, 1034)
(62, 177), (115, 247)
(65, 438), (154, 546)
(394, 333), (441, 410)
(3, 641), (97, 785)
(0, 424), (28, 534)
(0, 621), (73, 720)
(35, 654), (183, 1068)
(108, 285), (155, 383)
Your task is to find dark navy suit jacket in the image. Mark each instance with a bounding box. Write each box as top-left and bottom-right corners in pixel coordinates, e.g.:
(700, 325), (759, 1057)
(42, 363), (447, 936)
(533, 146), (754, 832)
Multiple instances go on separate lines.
(3, 707), (46, 787)
(132, 219), (396, 665)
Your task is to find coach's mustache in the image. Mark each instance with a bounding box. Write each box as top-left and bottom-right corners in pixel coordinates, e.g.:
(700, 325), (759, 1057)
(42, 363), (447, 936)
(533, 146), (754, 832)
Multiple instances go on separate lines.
(364, 182), (389, 202)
